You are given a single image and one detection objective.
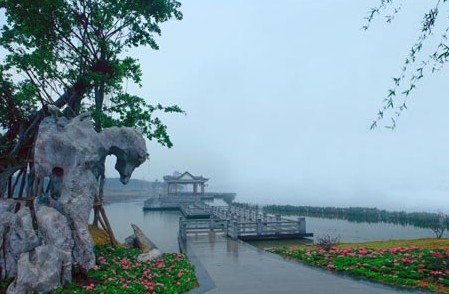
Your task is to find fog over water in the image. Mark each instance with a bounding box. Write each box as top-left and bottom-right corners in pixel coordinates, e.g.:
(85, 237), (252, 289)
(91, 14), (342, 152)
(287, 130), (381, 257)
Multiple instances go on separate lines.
(105, 1), (449, 213)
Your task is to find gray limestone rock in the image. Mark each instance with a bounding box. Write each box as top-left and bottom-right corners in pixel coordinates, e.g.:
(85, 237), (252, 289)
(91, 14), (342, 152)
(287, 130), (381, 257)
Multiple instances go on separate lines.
(0, 212), (19, 279)
(124, 234), (137, 248)
(2, 112), (147, 294)
(137, 249), (162, 263)
(36, 206), (73, 282)
(16, 208), (40, 252)
(34, 112), (147, 269)
(131, 224), (153, 253)
(0, 200), (16, 215)
(7, 245), (66, 294)
(0, 208), (40, 279)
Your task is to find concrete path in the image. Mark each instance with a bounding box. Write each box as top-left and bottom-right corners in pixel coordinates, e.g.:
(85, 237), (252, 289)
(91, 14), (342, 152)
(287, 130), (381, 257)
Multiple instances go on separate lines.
(183, 233), (424, 294)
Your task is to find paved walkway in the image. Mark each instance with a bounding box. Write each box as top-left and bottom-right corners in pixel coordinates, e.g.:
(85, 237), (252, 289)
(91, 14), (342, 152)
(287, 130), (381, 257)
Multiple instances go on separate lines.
(183, 233), (424, 294)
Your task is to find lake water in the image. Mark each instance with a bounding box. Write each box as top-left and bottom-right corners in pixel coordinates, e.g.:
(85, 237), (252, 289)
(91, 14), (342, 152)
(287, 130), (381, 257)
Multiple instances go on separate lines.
(104, 197), (182, 252)
(103, 198), (439, 252)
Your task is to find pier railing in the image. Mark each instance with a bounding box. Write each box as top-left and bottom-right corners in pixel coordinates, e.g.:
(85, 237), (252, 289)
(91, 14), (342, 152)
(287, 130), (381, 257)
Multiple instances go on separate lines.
(227, 217), (308, 240)
(178, 216), (310, 242)
(178, 218), (228, 241)
(180, 201), (212, 218)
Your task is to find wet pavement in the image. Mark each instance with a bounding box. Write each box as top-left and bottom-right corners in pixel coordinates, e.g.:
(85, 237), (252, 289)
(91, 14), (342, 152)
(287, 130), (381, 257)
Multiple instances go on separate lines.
(183, 233), (424, 294)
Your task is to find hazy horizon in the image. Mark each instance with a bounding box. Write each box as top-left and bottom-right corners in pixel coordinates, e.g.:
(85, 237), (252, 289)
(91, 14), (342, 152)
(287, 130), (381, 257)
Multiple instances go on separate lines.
(103, 1), (449, 213)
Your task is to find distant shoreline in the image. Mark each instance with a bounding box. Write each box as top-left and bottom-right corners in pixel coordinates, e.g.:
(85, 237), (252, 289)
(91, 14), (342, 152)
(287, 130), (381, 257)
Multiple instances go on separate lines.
(103, 192), (150, 204)
(262, 204), (447, 230)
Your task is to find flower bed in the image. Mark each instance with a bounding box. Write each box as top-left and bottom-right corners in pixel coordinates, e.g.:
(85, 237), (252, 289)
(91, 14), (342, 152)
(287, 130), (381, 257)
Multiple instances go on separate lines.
(53, 245), (197, 293)
(270, 246), (449, 292)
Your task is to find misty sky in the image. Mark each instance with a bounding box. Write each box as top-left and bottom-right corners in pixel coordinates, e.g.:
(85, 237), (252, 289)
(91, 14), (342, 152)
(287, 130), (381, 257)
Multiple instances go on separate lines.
(105, 1), (449, 212)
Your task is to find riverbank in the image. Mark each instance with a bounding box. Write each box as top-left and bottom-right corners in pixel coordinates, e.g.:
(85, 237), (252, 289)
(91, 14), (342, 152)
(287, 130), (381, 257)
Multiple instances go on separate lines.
(269, 238), (449, 293)
(103, 193), (149, 204)
(263, 204), (447, 231)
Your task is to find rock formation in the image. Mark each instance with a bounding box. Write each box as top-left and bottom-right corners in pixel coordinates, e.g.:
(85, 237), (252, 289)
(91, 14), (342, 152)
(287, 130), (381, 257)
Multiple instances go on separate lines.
(0, 205), (39, 280)
(0, 112), (147, 293)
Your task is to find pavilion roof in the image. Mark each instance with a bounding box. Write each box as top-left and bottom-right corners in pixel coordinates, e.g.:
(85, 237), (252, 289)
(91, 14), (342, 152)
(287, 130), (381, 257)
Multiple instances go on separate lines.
(163, 171), (209, 183)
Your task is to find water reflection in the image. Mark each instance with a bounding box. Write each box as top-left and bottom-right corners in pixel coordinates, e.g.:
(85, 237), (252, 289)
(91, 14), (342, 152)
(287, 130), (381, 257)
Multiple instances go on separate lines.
(306, 216), (434, 242)
(226, 237), (240, 259)
(103, 198), (181, 252)
(102, 198), (437, 253)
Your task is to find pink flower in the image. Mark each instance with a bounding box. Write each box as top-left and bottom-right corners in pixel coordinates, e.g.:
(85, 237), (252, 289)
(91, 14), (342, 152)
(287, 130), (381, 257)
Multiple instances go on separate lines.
(419, 281), (429, 287)
(326, 264), (335, 270)
(98, 256), (108, 265)
(83, 283), (96, 290)
(121, 258), (131, 269)
(430, 251), (444, 258)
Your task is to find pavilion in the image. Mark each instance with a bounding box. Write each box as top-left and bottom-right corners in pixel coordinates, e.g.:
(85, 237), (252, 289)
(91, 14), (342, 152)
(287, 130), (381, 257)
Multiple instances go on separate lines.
(163, 171), (209, 195)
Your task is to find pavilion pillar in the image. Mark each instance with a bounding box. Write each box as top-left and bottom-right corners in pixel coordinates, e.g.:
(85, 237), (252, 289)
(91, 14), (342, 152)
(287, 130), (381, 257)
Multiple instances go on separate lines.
(201, 183), (205, 194)
(167, 183), (171, 194)
(193, 183), (198, 194)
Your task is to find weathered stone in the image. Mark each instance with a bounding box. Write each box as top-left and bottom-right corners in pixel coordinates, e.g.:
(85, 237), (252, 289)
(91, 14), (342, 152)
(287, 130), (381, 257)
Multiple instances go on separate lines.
(131, 224), (153, 253)
(0, 200), (16, 215)
(124, 234), (137, 248)
(0, 212), (19, 279)
(16, 208), (40, 252)
(36, 205), (73, 282)
(0, 208), (40, 279)
(33, 112), (147, 269)
(1, 112), (148, 293)
(7, 245), (66, 294)
(137, 249), (162, 263)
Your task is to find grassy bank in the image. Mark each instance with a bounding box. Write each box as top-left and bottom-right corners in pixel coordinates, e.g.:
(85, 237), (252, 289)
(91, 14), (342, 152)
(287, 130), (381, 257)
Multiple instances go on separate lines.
(270, 238), (449, 293)
(338, 238), (449, 250)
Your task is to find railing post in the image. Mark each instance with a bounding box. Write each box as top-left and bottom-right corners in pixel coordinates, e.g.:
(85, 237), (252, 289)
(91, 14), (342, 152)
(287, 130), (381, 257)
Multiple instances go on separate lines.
(275, 214), (281, 235)
(298, 217), (306, 234)
(179, 217), (187, 241)
(179, 216), (182, 239)
(256, 218), (262, 236)
(232, 220), (239, 240)
(182, 220), (187, 241)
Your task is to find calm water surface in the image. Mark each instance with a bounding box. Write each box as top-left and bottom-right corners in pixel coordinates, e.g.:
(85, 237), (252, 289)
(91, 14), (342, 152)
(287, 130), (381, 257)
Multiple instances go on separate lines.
(104, 198), (182, 252)
(103, 198), (438, 252)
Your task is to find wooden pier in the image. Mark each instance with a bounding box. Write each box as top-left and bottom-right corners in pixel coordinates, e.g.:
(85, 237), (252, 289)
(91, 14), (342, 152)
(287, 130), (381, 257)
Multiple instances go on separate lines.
(178, 204), (313, 242)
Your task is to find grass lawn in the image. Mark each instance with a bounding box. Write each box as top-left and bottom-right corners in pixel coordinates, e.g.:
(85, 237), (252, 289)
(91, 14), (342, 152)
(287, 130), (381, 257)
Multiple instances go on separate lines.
(270, 238), (449, 293)
(339, 238), (449, 250)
